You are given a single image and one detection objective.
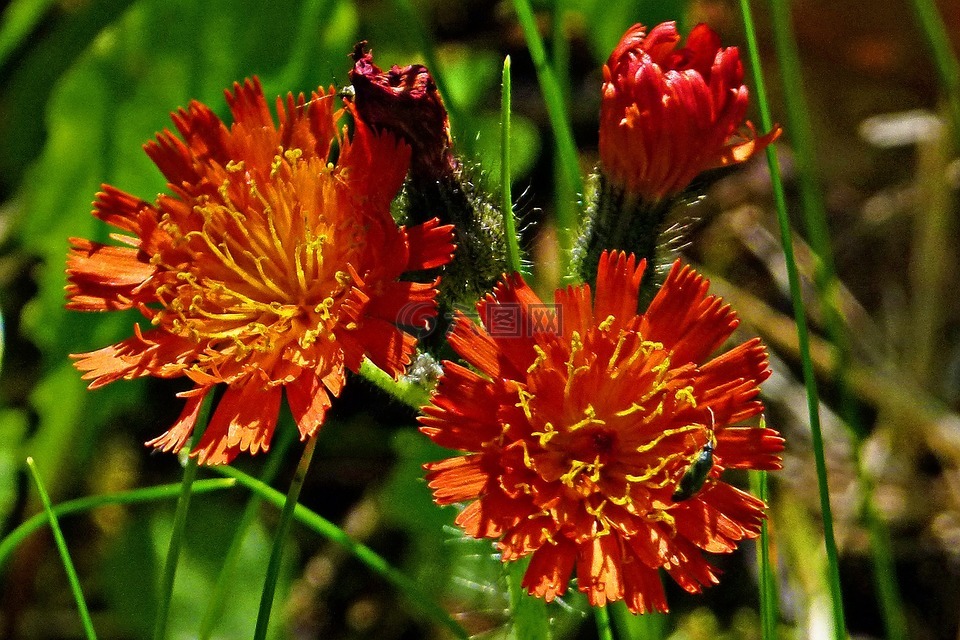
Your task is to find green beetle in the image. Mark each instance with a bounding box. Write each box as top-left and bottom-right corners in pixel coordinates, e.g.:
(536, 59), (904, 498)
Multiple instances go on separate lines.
(671, 439), (715, 502)
(672, 410), (717, 502)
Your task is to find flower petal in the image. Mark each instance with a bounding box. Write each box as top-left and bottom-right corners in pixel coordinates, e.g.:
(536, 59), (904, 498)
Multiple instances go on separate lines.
(145, 389), (209, 454)
(191, 382), (282, 465)
(286, 370), (333, 440)
(522, 538), (577, 602)
(66, 239), (155, 311)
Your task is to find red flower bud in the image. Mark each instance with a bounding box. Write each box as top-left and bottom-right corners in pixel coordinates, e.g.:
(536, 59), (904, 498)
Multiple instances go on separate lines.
(599, 22), (781, 201)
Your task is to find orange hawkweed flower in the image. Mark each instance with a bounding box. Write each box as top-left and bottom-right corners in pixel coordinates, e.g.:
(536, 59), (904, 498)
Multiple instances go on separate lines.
(420, 252), (783, 613)
(67, 79), (454, 465)
(599, 22), (781, 201)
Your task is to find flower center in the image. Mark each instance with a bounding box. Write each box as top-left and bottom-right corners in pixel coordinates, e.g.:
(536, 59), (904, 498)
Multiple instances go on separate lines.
(149, 147), (358, 366)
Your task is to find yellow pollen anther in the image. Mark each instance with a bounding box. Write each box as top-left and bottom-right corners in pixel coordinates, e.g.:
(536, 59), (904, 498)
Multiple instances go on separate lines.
(560, 461), (589, 487)
(542, 528), (557, 545)
(225, 160), (245, 173)
(651, 355), (673, 378)
(315, 297), (336, 320)
(634, 424), (700, 454)
(607, 333), (628, 375)
(643, 401), (665, 423)
(674, 386), (697, 407)
(598, 315), (616, 332)
(615, 402), (644, 417)
(568, 405), (605, 431)
(624, 450), (686, 483)
(646, 509), (676, 532)
(609, 492), (633, 506)
(284, 148), (303, 162)
(516, 388), (535, 420)
(527, 345), (547, 373)
(531, 422), (557, 447)
(586, 499), (608, 517)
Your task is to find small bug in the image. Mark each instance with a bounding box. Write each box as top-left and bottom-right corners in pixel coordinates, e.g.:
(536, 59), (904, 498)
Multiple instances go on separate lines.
(672, 409), (717, 502)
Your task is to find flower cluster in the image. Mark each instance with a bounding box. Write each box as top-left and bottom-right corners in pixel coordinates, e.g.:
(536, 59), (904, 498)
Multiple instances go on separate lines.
(67, 20), (784, 616)
(420, 252), (783, 612)
(67, 79), (454, 464)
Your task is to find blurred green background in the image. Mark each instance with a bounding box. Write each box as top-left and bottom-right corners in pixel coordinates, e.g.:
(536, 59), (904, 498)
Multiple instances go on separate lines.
(1, 0), (960, 638)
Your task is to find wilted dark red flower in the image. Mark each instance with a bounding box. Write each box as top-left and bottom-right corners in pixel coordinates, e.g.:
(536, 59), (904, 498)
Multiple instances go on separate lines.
(67, 78), (454, 464)
(349, 43), (455, 183)
(348, 44), (508, 307)
(599, 22), (781, 201)
(420, 251), (783, 613)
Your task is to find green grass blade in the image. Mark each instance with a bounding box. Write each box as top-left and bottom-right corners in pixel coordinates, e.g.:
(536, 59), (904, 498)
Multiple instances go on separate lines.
(512, 0), (583, 271)
(611, 600), (667, 639)
(25, 457), (98, 640)
(765, 2), (907, 638)
(550, 0), (579, 282)
(272, 0), (336, 90)
(750, 470), (779, 639)
(857, 451), (909, 640)
(737, 2), (847, 639)
(506, 557), (551, 640)
(153, 456), (201, 640)
(501, 55), (524, 275)
(198, 423), (297, 639)
(0, 479), (236, 573)
(594, 605), (614, 640)
(391, 0), (469, 139)
(253, 434), (318, 640)
(213, 464), (469, 639)
(909, 0), (960, 146)
(153, 397), (212, 640)
(0, 0), (57, 69)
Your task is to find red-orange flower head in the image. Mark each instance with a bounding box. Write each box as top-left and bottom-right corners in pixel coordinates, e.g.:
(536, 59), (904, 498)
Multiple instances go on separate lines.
(599, 22), (781, 202)
(420, 252), (784, 613)
(67, 78), (455, 465)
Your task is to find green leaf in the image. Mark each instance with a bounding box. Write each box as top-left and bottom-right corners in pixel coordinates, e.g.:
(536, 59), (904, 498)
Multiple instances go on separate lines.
(0, 409), (28, 526)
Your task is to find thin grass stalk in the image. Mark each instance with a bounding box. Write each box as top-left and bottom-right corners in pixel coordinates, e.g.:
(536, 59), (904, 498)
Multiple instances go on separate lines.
(595, 604), (614, 640)
(611, 600), (666, 640)
(0, 0), (58, 69)
(392, 0), (469, 137)
(750, 470), (779, 640)
(26, 457), (97, 640)
(153, 397), (213, 640)
(273, 0), (335, 89)
(501, 55), (524, 274)
(253, 433), (319, 640)
(213, 464), (470, 639)
(550, 0), (578, 281)
(198, 422), (297, 639)
(0, 479), (235, 572)
(512, 0), (583, 272)
(737, 2), (847, 639)
(506, 557), (551, 640)
(766, 2), (907, 638)
(909, 0), (960, 147)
